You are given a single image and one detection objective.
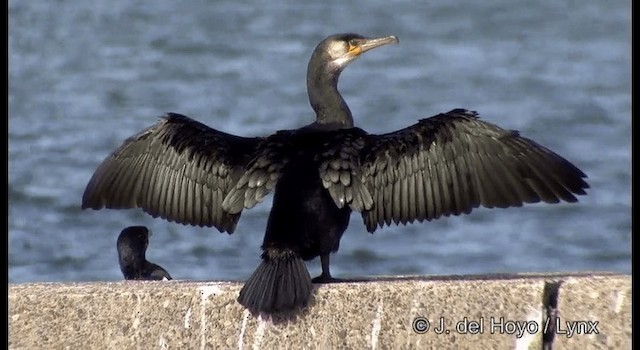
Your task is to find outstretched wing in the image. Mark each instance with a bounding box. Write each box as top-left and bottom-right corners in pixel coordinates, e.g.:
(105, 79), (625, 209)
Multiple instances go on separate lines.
(357, 109), (589, 233)
(82, 113), (261, 233)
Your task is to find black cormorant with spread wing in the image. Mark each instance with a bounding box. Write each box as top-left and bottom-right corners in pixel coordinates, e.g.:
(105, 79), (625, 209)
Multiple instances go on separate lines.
(82, 33), (588, 313)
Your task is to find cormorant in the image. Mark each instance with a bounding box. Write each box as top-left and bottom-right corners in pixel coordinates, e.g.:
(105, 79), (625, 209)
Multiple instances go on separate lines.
(117, 226), (172, 281)
(83, 33), (588, 313)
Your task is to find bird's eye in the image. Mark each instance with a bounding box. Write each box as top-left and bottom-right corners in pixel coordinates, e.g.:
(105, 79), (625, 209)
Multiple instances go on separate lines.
(348, 39), (358, 48)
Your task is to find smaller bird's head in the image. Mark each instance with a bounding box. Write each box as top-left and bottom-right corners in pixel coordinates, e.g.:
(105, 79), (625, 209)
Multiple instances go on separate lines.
(117, 226), (150, 257)
(309, 33), (399, 74)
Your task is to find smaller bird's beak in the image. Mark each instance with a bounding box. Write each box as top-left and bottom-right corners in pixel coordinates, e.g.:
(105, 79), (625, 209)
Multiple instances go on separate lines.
(359, 35), (399, 54)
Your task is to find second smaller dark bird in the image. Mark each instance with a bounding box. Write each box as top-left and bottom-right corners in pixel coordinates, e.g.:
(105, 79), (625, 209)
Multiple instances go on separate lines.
(117, 226), (172, 281)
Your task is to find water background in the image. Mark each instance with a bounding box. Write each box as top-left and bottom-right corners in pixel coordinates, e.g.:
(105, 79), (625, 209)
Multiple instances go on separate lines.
(9, 0), (631, 283)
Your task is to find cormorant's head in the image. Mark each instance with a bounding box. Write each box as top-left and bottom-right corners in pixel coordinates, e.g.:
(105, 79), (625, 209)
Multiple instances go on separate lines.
(117, 226), (150, 260)
(309, 33), (399, 75)
(306, 33), (399, 127)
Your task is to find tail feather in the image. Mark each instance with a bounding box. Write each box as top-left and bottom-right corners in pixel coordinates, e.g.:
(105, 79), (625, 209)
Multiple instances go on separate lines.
(238, 250), (312, 313)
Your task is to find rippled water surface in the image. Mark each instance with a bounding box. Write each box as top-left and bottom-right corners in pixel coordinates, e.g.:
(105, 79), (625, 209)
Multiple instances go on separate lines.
(9, 1), (630, 283)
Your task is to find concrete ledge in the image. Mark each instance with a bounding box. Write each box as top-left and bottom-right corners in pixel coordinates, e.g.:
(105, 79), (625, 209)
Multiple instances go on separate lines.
(9, 273), (630, 349)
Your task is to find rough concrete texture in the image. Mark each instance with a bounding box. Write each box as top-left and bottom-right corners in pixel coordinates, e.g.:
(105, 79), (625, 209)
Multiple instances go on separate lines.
(552, 275), (632, 349)
(8, 273), (630, 349)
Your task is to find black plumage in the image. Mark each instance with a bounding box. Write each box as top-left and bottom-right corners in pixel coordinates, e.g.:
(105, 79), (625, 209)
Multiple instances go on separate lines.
(83, 33), (588, 313)
(117, 226), (172, 281)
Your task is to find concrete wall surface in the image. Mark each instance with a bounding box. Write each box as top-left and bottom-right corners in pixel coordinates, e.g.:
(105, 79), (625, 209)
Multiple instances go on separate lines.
(9, 272), (630, 349)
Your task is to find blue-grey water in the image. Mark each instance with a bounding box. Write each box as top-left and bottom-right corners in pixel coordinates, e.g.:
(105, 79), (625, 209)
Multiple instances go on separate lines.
(9, 1), (630, 284)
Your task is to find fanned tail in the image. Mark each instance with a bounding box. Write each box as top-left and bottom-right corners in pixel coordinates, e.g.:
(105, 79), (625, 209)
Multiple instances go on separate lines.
(238, 249), (312, 313)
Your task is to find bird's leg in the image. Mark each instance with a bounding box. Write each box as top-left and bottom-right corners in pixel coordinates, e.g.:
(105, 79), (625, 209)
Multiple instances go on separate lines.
(311, 254), (343, 283)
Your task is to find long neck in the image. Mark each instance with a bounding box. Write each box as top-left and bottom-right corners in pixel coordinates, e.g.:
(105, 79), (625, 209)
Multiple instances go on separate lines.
(307, 58), (354, 128)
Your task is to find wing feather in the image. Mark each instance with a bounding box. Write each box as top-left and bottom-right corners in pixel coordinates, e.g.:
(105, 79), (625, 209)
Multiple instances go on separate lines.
(316, 128), (373, 213)
(221, 130), (293, 214)
(82, 113), (260, 233)
(358, 109), (589, 233)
